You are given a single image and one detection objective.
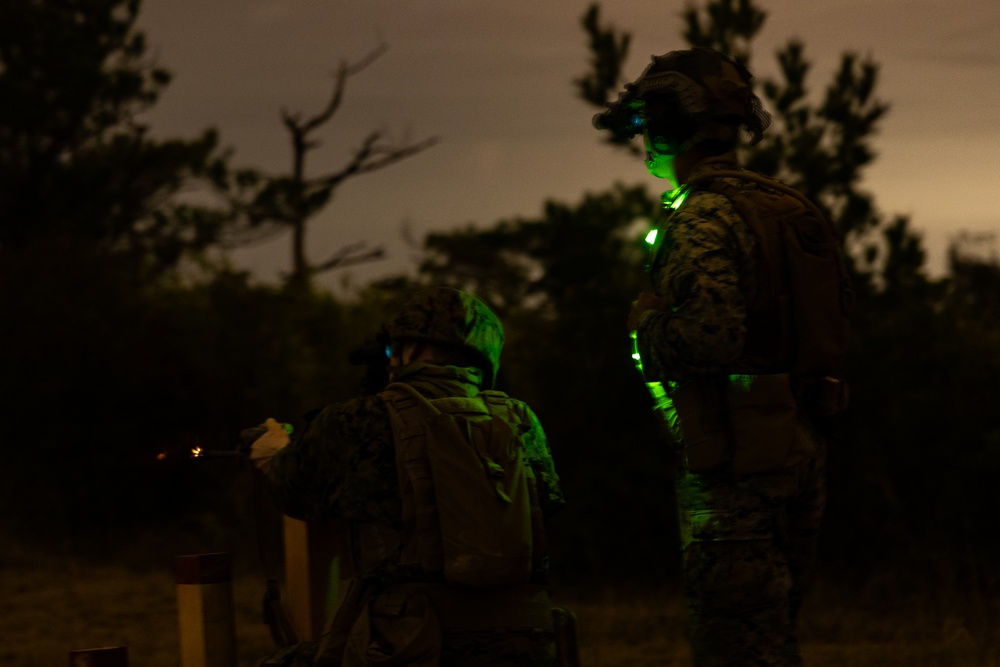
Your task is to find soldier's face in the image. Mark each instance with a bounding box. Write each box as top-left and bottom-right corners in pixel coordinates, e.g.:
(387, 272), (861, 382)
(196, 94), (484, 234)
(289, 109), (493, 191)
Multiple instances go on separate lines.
(643, 128), (678, 186)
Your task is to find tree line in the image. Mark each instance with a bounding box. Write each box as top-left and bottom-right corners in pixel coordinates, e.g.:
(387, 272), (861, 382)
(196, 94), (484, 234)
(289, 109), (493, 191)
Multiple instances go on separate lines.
(2, 0), (998, 598)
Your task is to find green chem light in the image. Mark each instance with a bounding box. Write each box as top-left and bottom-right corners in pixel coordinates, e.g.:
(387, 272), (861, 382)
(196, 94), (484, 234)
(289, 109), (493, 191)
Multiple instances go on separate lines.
(645, 229), (658, 246)
(630, 330), (644, 372)
(661, 186), (690, 211)
(630, 330), (681, 440)
(728, 374), (756, 392)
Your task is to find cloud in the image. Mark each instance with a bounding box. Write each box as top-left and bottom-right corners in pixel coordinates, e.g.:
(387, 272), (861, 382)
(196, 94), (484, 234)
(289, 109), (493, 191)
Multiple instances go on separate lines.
(246, 0), (303, 24)
(896, 9), (1000, 68)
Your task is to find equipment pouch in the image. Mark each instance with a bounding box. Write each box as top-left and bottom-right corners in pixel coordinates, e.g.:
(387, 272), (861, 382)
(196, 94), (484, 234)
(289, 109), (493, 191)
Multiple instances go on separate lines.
(726, 373), (803, 475)
(669, 378), (730, 474)
(670, 373), (807, 475)
(342, 590), (442, 667)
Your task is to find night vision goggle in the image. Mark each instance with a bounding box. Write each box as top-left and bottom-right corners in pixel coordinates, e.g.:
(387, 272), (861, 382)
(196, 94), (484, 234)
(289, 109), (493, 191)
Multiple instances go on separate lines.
(592, 97), (646, 139)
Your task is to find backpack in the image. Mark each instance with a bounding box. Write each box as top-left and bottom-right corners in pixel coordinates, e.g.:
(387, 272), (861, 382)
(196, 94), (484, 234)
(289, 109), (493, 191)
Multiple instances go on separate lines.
(377, 382), (542, 587)
(686, 170), (855, 379)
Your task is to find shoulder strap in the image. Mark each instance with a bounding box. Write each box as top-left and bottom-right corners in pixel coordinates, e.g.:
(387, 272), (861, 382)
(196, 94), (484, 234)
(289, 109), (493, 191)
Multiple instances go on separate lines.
(377, 382), (446, 573)
(687, 169), (853, 377)
(377, 383), (544, 585)
(687, 169), (834, 232)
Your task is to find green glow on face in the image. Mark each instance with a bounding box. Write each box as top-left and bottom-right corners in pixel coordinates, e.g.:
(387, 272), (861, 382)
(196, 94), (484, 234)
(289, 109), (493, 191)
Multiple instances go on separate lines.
(728, 374), (756, 392)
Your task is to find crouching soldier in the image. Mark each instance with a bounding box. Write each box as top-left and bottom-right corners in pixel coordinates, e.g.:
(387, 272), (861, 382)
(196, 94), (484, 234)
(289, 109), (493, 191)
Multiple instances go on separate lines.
(250, 286), (572, 667)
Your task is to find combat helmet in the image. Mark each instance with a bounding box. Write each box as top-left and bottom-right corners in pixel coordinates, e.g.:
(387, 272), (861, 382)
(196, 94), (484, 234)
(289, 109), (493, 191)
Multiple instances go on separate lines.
(386, 286), (504, 387)
(594, 47), (771, 153)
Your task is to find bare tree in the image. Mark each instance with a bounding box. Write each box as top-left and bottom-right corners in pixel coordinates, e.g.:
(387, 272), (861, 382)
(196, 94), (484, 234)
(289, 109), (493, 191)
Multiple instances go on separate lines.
(228, 44), (437, 289)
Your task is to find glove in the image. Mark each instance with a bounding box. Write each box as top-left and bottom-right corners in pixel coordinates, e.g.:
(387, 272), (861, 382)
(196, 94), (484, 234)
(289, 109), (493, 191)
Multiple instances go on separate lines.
(628, 291), (668, 332)
(248, 418), (292, 474)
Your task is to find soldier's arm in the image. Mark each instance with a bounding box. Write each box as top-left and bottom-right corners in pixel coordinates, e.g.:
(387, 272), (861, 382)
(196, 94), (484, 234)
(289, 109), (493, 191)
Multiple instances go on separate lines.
(636, 195), (747, 380)
(520, 404), (566, 517)
(265, 404), (350, 522)
(267, 396), (401, 526)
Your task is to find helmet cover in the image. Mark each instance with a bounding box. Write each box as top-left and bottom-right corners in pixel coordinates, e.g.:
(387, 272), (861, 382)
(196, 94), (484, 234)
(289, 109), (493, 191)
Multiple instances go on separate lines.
(386, 286), (504, 387)
(594, 47), (771, 148)
(635, 48), (771, 146)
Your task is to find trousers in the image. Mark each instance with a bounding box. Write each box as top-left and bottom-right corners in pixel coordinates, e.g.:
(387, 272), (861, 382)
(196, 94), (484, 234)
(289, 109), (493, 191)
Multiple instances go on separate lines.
(675, 426), (826, 667)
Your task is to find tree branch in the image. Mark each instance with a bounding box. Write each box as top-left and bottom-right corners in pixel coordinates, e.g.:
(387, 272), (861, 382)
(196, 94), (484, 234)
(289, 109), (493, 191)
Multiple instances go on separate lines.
(318, 134), (439, 190)
(303, 43), (389, 134)
(312, 241), (386, 273)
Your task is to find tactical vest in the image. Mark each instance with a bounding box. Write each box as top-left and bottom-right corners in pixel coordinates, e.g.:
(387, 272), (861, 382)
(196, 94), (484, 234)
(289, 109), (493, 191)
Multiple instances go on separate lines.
(313, 384), (564, 666)
(644, 171), (853, 474)
(377, 382), (546, 587)
(685, 170), (854, 379)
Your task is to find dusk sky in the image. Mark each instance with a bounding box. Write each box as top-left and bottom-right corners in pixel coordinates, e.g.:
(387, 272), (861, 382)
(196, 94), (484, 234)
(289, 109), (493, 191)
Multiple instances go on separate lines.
(137, 0), (1000, 293)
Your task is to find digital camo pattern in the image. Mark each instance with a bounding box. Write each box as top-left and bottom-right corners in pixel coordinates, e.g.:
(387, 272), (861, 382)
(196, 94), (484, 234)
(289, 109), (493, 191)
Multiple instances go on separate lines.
(264, 362), (564, 667)
(267, 364), (564, 530)
(676, 434), (826, 667)
(386, 287), (505, 387)
(636, 156), (758, 384)
(382, 361), (566, 554)
(636, 155), (826, 666)
(267, 392), (403, 528)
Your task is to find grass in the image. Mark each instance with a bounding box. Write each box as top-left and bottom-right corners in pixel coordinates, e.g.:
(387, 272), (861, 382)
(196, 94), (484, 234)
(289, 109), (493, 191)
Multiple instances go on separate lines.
(3, 549), (998, 667)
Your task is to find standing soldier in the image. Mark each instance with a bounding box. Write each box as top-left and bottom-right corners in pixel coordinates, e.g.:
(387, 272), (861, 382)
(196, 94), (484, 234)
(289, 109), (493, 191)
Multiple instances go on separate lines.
(250, 286), (569, 667)
(596, 48), (852, 666)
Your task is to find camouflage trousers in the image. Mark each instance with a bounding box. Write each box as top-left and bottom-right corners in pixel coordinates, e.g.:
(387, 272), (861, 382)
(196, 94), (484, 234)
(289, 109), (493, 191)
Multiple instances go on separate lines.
(675, 429), (826, 667)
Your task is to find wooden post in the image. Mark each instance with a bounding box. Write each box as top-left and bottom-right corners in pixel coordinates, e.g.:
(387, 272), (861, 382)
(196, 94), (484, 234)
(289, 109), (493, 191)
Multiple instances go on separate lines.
(282, 516), (340, 641)
(175, 553), (238, 667)
(68, 646), (129, 667)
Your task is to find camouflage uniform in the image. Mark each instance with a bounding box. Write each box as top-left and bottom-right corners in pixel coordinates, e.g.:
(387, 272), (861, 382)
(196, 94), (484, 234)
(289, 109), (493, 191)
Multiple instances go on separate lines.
(267, 363), (564, 539)
(266, 288), (565, 667)
(636, 154), (826, 667)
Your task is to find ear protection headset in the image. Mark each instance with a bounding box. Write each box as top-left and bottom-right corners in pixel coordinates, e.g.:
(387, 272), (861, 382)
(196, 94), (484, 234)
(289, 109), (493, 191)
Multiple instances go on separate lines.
(641, 89), (702, 157)
(594, 48), (771, 152)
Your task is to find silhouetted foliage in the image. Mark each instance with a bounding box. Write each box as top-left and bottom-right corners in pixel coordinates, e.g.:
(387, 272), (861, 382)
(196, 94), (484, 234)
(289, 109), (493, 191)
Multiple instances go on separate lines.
(0, 0), (404, 555)
(682, 0), (764, 64)
(575, 5), (636, 155)
(0, 0), (234, 274)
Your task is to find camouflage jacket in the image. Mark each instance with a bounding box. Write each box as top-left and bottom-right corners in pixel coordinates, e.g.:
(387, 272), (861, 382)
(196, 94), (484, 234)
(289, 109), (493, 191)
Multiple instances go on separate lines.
(636, 153), (760, 384)
(267, 362), (565, 567)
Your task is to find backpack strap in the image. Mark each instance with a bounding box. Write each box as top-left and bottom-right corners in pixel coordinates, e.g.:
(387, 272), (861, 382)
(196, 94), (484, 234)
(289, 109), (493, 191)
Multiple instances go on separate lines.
(480, 391), (548, 571)
(684, 169), (852, 377)
(378, 383), (543, 585)
(688, 169), (834, 231)
(378, 382), (448, 574)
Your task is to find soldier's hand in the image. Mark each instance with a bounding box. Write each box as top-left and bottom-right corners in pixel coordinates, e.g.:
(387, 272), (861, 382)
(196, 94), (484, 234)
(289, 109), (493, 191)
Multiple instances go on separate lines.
(628, 292), (668, 331)
(249, 418), (292, 474)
